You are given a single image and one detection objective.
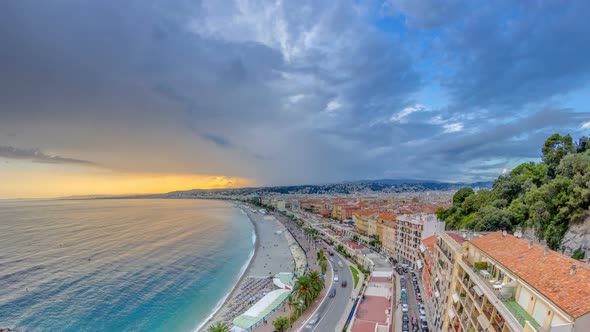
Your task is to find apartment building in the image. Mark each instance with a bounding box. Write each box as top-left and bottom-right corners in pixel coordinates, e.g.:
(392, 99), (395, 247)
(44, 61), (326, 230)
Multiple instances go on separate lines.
(419, 235), (437, 299)
(443, 232), (590, 332)
(429, 231), (468, 331)
(352, 209), (380, 235)
(367, 212), (396, 240)
(390, 213), (445, 269)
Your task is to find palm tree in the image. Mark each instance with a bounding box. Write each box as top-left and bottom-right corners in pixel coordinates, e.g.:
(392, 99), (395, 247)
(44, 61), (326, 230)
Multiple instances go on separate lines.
(317, 249), (324, 260)
(273, 316), (290, 332)
(294, 275), (314, 306)
(318, 257), (328, 274)
(207, 322), (230, 332)
(286, 294), (298, 312)
(308, 270), (325, 295)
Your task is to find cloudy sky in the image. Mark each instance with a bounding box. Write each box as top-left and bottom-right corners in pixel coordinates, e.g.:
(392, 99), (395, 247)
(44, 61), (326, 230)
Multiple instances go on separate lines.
(1, 0), (589, 198)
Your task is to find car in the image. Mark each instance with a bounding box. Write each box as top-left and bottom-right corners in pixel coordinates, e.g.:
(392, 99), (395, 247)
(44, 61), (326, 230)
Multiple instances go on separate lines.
(334, 274), (339, 281)
(306, 313), (320, 328)
(402, 314), (409, 322)
(412, 316), (418, 325)
(334, 267), (338, 272)
(419, 314), (426, 321)
(341, 280), (347, 287)
(403, 268), (409, 273)
(419, 308), (426, 316)
(412, 325), (418, 332)
(416, 294), (422, 301)
(329, 288), (336, 297)
(402, 322), (409, 332)
(402, 303), (408, 312)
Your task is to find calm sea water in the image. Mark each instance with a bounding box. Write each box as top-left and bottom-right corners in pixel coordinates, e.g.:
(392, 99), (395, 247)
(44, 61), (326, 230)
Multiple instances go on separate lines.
(0, 199), (254, 332)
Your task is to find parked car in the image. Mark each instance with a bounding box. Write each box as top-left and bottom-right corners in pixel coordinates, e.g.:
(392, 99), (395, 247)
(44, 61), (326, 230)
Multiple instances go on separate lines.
(341, 280), (347, 287)
(402, 314), (409, 322)
(421, 319), (428, 329)
(402, 322), (410, 332)
(334, 274), (339, 281)
(416, 294), (422, 301)
(402, 322), (409, 332)
(412, 324), (418, 332)
(412, 316), (418, 325)
(402, 303), (408, 312)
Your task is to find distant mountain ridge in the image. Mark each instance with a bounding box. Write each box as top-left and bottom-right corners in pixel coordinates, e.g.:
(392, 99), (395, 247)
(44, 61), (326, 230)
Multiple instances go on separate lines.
(154, 179), (493, 198)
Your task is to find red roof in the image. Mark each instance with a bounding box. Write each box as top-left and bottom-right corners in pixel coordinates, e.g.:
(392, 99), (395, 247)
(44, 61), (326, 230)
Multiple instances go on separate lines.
(470, 232), (590, 318)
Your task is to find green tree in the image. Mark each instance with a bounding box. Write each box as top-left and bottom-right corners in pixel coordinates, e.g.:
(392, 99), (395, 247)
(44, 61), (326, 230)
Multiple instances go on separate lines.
(207, 322), (230, 332)
(317, 249), (324, 260)
(572, 247), (586, 260)
(319, 256), (328, 274)
(272, 316), (290, 332)
(308, 270), (325, 295)
(461, 190), (493, 214)
(294, 275), (314, 306)
(525, 176), (573, 249)
(510, 162), (547, 187)
(453, 187), (475, 206)
(556, 150), (590, 223)
(508, 198), (528, 226)
(542, 133), (574, 179)
(576, 135), (590, 153)
(474, 207), (512, 231)
(492, 175), (522, 203)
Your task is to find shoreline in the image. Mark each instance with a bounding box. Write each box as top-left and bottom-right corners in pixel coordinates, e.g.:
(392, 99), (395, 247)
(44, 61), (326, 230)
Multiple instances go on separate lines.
(195, 204), (259, 332)
(197, 204), (260, 331)
(199, 203), (294, 331)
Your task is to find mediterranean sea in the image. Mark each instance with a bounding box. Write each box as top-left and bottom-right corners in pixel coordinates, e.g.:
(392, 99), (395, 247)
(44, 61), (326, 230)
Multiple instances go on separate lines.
(0, 199), (254, 332)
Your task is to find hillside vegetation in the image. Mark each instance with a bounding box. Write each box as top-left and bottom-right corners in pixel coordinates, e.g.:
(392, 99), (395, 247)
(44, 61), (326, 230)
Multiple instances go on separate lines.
(438, 133), (590, 250)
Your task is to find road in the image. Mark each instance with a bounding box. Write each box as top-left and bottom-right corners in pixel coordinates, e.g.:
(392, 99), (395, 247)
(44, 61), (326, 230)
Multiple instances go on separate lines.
(303, 250), (354, 332)
(279, 212), (355, 332)
(400, 270), (422, 331)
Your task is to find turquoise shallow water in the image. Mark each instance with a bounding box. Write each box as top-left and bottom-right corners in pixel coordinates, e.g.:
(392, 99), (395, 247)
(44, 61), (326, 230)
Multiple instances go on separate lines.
(0, 199), (254, 332)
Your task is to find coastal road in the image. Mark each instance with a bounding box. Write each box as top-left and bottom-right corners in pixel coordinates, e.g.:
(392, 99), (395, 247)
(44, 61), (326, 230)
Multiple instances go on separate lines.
(303, 250), (354, 332)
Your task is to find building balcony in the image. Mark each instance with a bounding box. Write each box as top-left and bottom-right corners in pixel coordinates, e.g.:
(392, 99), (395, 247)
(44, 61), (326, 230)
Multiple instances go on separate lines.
(459, 258), (525, 332)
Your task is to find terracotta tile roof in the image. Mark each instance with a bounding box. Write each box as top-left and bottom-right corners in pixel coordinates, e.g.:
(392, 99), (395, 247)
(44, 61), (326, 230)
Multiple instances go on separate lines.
(377, 213), (397, 221)
(446, 232), (467, 245)
(354, 209), (381, 217)
(422, 235), (437, 253)
(470, 232), (590, 318)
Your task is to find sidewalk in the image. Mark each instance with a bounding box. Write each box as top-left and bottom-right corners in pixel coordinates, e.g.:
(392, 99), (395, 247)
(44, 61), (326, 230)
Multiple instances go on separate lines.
(335, 261), (365, 332)
(252, 215), (330, 332)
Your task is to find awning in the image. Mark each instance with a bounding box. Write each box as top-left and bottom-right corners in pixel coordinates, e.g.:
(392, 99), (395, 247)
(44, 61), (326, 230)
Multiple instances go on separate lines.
(452, 293), (460, 303)
(419, 244), (426, 253)
(416, 260), (423, 269)
(448, 309), (456, 319)
(473, 285), (484, 296)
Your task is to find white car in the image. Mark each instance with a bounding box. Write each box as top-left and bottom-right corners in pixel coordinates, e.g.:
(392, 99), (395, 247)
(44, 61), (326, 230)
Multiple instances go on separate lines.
(334, 274), (339, 281)
(402, 303), (408, 312)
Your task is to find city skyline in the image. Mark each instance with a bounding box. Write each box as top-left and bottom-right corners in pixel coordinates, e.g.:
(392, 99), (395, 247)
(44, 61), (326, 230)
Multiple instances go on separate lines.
(1, 0), (589, 198)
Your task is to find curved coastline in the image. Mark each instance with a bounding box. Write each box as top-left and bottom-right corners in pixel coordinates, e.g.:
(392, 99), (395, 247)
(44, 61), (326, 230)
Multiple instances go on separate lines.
(195, 204), (258, 332)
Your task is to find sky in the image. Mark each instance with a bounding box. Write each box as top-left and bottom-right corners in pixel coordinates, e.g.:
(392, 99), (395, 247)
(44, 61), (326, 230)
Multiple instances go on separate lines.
(1, 0), (589, 198)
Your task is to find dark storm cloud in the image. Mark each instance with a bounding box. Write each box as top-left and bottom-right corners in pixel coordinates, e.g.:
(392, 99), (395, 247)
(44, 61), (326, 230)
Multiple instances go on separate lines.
(0, 0), (589, 185)
(0, 146), (97, 165)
